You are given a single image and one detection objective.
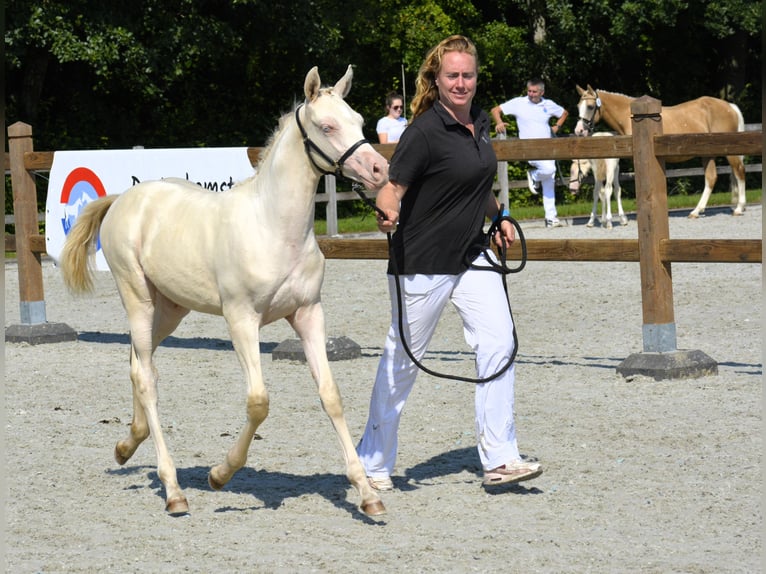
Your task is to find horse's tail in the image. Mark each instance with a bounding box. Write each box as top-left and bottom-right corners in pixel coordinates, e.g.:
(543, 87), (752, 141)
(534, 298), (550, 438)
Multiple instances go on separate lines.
(729, 103), (745, 132)
(60, 195), (119, 293)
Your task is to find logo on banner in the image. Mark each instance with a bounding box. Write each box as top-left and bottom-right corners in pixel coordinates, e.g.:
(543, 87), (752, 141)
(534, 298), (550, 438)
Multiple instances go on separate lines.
(60, 167), (107, 236)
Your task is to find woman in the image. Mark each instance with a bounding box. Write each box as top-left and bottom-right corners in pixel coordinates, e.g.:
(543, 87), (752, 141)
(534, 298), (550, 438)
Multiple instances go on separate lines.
(376, 92), (408, 143)
(357, 35), (543, 490)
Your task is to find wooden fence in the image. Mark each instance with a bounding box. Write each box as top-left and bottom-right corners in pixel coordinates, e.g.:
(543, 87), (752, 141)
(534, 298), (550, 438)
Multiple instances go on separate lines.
(5, 96), (763, 378)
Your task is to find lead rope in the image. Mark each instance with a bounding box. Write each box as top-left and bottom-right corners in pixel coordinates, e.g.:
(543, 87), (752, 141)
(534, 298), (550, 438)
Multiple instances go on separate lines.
(353, 183), (527, 384)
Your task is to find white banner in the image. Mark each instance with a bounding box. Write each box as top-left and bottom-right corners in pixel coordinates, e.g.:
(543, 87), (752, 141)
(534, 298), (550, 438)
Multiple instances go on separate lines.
(46, 148), (255, 269)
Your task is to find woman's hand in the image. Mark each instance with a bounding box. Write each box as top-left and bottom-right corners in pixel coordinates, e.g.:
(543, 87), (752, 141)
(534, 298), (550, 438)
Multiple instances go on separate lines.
(377, 209), (399, 233)
(492, 219), (515, 247)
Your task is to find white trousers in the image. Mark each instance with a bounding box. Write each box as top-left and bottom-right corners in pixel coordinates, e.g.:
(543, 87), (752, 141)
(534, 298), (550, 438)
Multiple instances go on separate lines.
(529, 159), (558, 221)
(357, 254), (520, 477)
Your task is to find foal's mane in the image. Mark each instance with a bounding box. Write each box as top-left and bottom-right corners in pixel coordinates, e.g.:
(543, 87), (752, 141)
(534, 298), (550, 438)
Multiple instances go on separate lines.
(255, 88), (334, 173)
(227, 105), (300, 192)
(231, 87), (338, 192)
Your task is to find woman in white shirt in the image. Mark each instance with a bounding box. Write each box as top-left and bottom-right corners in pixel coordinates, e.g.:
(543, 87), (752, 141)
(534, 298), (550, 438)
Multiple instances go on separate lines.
(376, 92), (408, 143)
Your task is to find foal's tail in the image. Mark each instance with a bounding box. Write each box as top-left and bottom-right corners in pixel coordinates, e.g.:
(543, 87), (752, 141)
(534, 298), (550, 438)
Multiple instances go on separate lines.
(60, 195), (119, 293)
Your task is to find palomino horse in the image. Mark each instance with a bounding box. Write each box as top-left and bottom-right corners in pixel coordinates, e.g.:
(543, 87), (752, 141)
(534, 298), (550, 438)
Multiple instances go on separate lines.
(60, 66), (389, 517)
(569, 132), (628, 229)
(574, 85), (747, 218)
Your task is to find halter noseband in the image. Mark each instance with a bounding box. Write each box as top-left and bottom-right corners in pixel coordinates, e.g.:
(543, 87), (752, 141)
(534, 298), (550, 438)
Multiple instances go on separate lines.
(295, 103), (370, 179)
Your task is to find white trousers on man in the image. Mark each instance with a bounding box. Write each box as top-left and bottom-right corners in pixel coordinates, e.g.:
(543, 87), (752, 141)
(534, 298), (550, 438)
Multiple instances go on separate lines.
(529, 159), (558, 222)
(357, 255), (520, 479)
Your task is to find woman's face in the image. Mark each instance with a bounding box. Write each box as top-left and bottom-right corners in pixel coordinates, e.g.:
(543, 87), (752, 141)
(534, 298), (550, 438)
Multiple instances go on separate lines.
(389, 99), (404, 117)
(436, 51), (477, 112)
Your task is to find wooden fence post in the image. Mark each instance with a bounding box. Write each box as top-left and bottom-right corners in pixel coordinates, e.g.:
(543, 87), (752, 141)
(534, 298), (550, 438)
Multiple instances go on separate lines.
(324, 174), (338, 236)
(616, 97), (716, 380)
(5, 122), (76, 344)
(495, 133), (509, 210)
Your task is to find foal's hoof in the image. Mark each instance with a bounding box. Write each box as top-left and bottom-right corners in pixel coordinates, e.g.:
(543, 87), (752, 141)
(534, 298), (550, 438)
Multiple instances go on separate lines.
(114, 443), (130, 466)
(166, 496), (189, 516)
(208, 470), (226, 491)
(361, 499), (387, 517)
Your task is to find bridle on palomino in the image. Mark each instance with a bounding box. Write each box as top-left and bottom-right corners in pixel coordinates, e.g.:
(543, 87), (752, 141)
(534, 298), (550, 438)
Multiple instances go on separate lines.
(295, 103), (371, 178)
(295, 101), (528, 384)
(578, 92), (602, 134)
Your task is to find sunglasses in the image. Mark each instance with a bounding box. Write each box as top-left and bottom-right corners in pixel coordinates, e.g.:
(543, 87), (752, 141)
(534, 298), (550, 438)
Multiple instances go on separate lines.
(391, 105), (403, 110)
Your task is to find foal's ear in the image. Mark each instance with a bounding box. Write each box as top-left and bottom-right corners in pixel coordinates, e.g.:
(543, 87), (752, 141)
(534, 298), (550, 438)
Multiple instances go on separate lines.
(576, 84), (585, 96)
(333, 65), (353, 99)
(304, 66), (322, 102)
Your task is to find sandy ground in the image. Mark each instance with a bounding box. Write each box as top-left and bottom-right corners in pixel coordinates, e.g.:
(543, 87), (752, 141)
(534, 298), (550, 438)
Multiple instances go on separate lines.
(4, 204), (762, 573)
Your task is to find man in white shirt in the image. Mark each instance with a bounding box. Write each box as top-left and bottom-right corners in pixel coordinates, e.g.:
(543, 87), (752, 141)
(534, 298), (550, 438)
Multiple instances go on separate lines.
(491, 79), (568, 227)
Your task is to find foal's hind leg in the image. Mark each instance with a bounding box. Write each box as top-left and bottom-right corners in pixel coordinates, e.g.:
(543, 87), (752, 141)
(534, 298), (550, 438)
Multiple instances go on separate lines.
(115, 291), (191, 514)
(289, 303), (385, 517)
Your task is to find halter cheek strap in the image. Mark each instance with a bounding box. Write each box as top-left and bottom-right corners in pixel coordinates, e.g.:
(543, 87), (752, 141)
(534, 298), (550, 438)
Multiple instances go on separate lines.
(295, 104), (370, 179)
(579, 93), (602, 129)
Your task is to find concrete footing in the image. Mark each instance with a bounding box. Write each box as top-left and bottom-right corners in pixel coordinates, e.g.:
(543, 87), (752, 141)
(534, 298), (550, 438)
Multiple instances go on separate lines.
(5, 322), (78, 345)
(616, 349), (718, 381)
(272, 336), (361, 362)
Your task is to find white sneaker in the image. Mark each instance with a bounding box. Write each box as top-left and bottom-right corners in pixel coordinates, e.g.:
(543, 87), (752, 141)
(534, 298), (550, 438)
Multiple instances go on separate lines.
(483, 460), (543, 486)
(367, 476), (394, 491)
(545, 219), (564, 228)
(526, 171), (540, 195)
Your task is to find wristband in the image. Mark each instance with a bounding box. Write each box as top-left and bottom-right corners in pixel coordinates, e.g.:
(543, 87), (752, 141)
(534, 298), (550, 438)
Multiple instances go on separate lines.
(493, 209), (510, 224)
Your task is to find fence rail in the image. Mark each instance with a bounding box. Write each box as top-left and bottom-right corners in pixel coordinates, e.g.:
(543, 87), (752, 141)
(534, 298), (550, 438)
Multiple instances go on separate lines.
(4, 98), (763, 378)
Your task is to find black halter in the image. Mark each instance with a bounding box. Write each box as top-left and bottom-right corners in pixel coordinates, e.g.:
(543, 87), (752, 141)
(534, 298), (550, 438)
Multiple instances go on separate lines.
(295, 103), (370, 179)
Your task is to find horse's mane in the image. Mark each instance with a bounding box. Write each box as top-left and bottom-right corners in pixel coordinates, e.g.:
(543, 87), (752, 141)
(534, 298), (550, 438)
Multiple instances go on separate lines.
(592, 88), (634, 100)
(232, 87), (339, 191)
(251, 107), (296, 173)
(227, 106), (298, 192)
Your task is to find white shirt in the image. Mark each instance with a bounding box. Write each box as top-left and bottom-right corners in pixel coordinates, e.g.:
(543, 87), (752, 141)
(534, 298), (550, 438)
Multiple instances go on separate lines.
(499, 96), (565, 139)
(376, 116), (408, 143)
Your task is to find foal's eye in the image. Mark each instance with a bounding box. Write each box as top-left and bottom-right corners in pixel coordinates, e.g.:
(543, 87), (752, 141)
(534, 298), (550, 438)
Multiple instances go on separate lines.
(321, 125), (332, 134)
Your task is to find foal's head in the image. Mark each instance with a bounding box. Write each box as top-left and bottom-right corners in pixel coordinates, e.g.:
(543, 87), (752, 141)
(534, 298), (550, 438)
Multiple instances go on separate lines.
(298, 66), (389, 190)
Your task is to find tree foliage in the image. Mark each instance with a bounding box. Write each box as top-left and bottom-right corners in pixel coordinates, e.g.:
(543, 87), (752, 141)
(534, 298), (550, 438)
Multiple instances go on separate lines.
(5, 0), (761, 154)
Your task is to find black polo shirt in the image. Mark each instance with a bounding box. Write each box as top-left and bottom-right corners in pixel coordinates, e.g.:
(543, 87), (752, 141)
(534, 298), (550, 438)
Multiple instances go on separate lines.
(387, 101), (497, 275)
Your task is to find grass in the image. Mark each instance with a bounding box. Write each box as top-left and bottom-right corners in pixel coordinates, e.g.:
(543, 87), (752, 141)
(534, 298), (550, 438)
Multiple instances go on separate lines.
(313, 188), (762, 236)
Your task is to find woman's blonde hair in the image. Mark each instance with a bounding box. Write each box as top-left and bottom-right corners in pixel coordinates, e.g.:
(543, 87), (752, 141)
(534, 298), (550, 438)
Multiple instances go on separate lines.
(410, 35), (479, 120)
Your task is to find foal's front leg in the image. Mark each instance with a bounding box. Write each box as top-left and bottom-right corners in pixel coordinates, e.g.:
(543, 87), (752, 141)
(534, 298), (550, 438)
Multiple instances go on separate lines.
(289, 303), (386, 517)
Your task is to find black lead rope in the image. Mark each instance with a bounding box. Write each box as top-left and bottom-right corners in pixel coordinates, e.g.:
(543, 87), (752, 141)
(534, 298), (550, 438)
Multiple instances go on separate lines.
(352, 183), (528, 384)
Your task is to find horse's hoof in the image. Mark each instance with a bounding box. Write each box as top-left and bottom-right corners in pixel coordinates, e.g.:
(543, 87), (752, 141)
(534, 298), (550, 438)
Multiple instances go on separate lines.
(114, 444), (130, 466)
(586, 222), (594, 228)
(208, 470), (226, 491)
(361, 499), (387, 517)
(166, 496), (189, 515)
(733, 211), (744, 216)
(687, 212), (700, 219)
